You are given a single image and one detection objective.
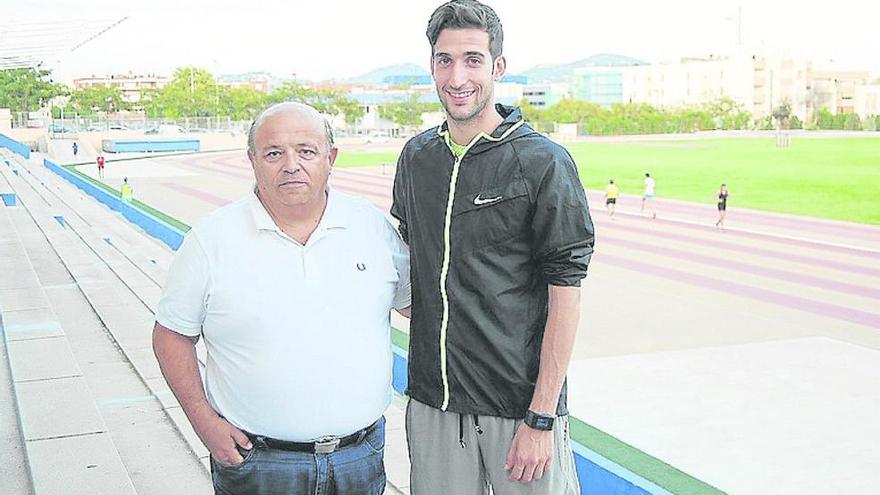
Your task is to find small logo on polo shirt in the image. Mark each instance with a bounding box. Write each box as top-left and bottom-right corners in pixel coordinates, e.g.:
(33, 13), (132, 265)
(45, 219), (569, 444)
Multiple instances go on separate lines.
(357, 263), (366, 271)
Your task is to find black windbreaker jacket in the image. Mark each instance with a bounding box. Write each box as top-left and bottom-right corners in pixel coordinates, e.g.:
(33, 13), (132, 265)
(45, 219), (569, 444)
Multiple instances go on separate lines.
(391, 105), (595, 418)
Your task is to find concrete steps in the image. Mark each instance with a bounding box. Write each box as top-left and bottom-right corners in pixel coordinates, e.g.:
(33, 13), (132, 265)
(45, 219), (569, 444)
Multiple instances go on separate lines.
(1, 150), (411, 494)
(1, 150), (212, 494)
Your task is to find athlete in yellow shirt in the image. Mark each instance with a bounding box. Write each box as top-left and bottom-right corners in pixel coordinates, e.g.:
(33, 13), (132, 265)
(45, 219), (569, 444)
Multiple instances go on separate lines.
(605, 179), (620, 218)
(120, 177), (133, 202)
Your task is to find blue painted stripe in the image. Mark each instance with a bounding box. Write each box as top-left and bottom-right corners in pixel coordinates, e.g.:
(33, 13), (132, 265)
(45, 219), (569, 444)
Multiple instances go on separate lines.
(103, 139), (200, 153)
(572, 442), (676, 495)
(43, 159), (185, 250)
(96, 395), (159, 407)
(3, 321), (63, 334)
(0, 133), (31, 159)
(1, 193), (16, 206)
(391, 348), (408, 396)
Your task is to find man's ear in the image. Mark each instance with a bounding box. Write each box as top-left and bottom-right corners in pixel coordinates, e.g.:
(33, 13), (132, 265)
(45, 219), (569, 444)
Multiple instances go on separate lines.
(493, 55), (506, 81)
(328, 147), (338, 168)
(247, 150), (256, 168)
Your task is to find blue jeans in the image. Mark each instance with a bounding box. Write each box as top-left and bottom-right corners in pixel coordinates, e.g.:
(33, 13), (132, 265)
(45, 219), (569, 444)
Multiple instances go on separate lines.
(211, 417), (386, 495)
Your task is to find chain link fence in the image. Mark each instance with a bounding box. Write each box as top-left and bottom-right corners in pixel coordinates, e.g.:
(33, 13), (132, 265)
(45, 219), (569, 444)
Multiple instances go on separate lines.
(11, 112), (249, 134)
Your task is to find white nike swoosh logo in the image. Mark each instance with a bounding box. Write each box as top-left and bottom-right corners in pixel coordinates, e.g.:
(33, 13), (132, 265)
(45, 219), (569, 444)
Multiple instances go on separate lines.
(473, 194), (503, 205)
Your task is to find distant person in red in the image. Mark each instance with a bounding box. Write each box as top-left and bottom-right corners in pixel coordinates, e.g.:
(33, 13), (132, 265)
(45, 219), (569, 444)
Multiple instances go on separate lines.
(97, 154), (105, 179)
(715, 183), (729, 229)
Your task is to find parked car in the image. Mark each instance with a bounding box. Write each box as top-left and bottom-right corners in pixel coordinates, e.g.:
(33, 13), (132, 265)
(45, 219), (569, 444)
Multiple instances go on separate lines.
(144, 124), (185, 135)
(365, 131), (391, 144)
(47, 123), (75, 133)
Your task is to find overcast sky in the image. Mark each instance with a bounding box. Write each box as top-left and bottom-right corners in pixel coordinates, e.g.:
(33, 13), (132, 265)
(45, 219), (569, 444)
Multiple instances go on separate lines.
(4, 0), (879, 82)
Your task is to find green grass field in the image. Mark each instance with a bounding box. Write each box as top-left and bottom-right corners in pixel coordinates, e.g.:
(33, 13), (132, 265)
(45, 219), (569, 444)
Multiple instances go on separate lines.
(334, 151), (399, 168)
(569, 137), (880, 225)
(337, 137), (880, 224)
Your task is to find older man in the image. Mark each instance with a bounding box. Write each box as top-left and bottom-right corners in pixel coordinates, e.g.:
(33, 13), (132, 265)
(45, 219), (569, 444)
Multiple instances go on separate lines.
(153, 102), (410, 494)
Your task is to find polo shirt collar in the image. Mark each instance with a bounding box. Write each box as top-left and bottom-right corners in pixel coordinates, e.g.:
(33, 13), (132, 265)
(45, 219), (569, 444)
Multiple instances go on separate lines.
(247, 186), (349, 234)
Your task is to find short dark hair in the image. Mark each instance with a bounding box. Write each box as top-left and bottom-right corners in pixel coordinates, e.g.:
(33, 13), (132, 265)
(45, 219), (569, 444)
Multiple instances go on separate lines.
(426, 0), (504, 60)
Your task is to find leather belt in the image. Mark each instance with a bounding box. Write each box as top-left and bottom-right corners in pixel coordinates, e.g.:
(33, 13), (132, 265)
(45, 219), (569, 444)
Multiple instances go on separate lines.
(245, 420), (376, 454)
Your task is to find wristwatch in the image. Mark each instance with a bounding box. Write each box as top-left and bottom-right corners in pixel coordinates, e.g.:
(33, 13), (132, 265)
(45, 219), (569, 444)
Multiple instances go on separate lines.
(524, 410), (555, 431)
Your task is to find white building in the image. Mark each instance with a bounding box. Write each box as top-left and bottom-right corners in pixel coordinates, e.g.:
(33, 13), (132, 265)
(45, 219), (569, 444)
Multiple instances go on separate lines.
(615, 52), (811, 122)
(72, 73), (170, 104)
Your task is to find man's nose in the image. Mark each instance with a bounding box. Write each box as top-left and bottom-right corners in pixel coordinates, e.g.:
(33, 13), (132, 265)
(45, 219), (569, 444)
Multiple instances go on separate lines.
(280, 153), (301, 173)
(449, 61), (468, 87)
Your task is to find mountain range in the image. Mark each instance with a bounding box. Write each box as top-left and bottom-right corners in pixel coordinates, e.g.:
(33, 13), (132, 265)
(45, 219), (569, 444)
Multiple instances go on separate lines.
(341, 53), (646, 85)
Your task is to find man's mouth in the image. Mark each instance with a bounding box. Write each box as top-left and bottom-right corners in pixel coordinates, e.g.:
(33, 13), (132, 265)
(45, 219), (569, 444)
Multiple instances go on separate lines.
(279, 179), (307, 188)
(446, 89), (475, 100)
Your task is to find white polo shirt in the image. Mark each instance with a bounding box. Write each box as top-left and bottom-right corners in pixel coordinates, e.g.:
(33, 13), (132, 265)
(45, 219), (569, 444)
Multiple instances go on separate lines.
(156, 188), (411, 441)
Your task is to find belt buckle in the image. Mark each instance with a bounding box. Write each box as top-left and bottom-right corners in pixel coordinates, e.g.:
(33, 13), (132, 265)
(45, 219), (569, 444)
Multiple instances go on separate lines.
(314, 437), (340, 454)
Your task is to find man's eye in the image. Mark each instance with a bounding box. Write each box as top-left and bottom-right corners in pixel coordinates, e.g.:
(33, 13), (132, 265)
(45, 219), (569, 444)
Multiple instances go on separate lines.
(265, 150), (282, 159)
(466, 57), (481, 66)
(300, 149), (317, 158)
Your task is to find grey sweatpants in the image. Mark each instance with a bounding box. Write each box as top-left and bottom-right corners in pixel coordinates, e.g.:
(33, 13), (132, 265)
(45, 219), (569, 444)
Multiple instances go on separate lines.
(406, 399), (581, 495)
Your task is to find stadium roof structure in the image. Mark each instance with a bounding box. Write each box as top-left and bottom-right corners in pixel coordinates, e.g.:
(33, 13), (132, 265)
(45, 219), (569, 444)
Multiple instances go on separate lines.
(0, 17), (127, 70)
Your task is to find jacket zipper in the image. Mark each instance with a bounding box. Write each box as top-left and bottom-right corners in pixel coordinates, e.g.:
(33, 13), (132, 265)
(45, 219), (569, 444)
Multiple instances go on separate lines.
(438, 147), (464, 411)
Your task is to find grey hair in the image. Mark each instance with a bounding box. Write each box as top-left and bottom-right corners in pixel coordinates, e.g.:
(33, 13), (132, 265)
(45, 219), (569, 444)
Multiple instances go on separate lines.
(247, 101), (335, 155)
(426, 0), (504, 60)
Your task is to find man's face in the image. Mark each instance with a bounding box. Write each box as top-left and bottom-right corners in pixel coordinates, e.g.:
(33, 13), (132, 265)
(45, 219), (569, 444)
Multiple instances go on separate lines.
(248, 110), (337, 212)
(431, 28), (505, 125)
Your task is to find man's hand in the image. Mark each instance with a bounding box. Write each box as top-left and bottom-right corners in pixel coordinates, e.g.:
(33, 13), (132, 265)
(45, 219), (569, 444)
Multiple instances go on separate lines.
(193, 409), (253, 467)
(504, 423), (554, 482)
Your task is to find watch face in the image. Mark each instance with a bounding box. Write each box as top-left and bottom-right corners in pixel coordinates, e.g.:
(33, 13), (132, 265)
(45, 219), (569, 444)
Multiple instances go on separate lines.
(526, 411), (554, 430)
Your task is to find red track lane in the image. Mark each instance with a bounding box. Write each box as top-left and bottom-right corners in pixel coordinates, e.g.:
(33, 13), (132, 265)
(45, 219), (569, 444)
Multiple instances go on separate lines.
(596, 252), (880, 329)
(599, 233), (880, 300)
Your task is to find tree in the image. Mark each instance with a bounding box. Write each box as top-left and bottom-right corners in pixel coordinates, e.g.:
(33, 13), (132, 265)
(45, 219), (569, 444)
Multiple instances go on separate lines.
(269, 83), (333, 114)
(816, 108), (834, 129)
(702, 97), (751, 130)
(542, 98), (602, 125)
(0, 67), (66, 112)
(789, 115), (802, 129)
(378, 93), (439, 131)
(336, 98), (365, 125)
(771, 101), (792, 129)
(220, 86), (266, 121)
(142, 67), (220, 118)
(268, 82), (363, 123)
(757, 116), (775, 130)
(516, 98), (545, 123)
(68, 85), (126, 115)
(843, 113), (862, 131)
